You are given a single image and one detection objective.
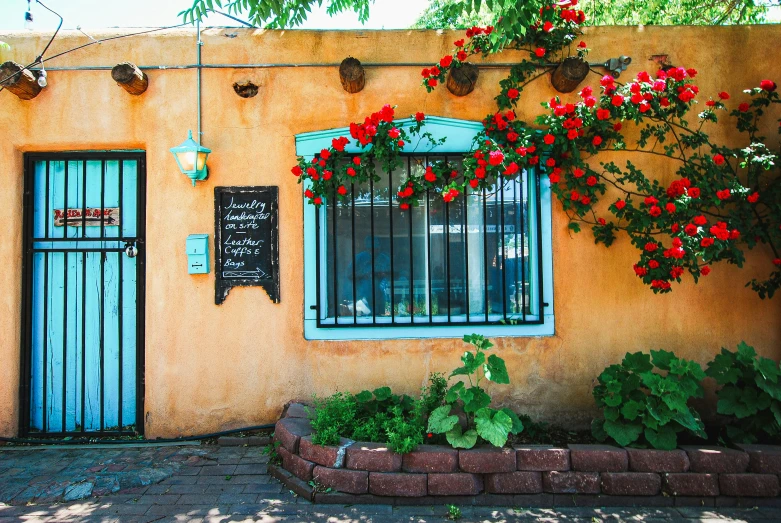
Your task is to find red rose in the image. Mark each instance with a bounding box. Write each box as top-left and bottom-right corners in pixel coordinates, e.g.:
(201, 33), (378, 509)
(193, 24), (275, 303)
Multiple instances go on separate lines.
(454, 39), (465, 47)
(304, 189), (314, 198)
(713, 154), (725, 165)
(581, 196), (591, 205)
(611, 95), (624, 106)
(388, 127), (400, 139)
(313, 197), (322, 205)
(421, 68), (430, 78)
(430, 66), (440, 76)
(688, 187), (700, 198)
(397, 140), (405, 147)
(322, 170), (332, 181)
(318, 159), (326, 167)
(693, 215), (707, 226)
(584, 96), (596, 107)
(578, 41), (587, 48)
(534, 47), (546, 58)
(587, 176), (597, 186)
(701, 266), (711, 276)
(573, 168), (584, 178)
(633, 264), (648, 276)
(320, 149), (331, 160)
(427, 78), (438, 87)
(660, 97), (670, 107)
(774, 258), (781, 266)
(353, 157), (361, 165)
(684, 224), (698, 236)
(440, 55), (453, 68)
(649, 205), (662, 217)
(489, 150), (505, 166)
(648, 260), (660, 269)
(686, 68), (698, 77)
(644, 196), (659, 206)
(665, 202), (676, 213)
(738, 102), (750, 112)
(596, 109), (611, 120)
(548, 171), (560, 183)
(760, 79), (777, 92)
(346, 167), (356, 177)
(306, 167), (317, 177)
(747, 192), (759, 203)
(567, 129), (578, 140)
(598, 218), (606, 225)
(457, 50), (468, 61)
(543, 21), (554, 32)
(718, 91), (730, 100)
(507, 88), (520, 100)
(543, 134), (555, 145)
(615, 200), (626, 210)
(337, 185), (348, 196)
(415, 112), (425, 122)
(701, 237), (714, 247)
(592, 136), (603, 146)
(291, 166), (302, 177)
(546, 158), (556, 167)
(399, 202), (410, 210)
(332, 136), (349, 151)
(716, 189), (731, 200)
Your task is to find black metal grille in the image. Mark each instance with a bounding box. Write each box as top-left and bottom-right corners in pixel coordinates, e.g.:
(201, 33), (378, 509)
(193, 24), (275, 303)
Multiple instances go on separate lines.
(314, 155), (544, 328)
(20, 152), (146, 437)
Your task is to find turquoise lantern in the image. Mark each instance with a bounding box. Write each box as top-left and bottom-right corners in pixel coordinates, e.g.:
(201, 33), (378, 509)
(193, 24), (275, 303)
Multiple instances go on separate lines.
(170, 130), (211, 186)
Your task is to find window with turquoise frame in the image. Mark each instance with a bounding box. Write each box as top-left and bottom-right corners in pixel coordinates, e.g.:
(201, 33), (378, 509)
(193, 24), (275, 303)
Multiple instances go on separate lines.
(297, 117), (554, 340)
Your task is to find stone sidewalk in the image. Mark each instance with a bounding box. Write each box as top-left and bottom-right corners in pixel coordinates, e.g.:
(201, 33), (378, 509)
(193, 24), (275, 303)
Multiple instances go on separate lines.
(0, 443), (778, 522)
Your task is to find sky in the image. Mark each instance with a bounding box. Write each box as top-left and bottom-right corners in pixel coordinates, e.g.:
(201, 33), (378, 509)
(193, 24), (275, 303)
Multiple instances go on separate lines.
(0, 0), (430, 31)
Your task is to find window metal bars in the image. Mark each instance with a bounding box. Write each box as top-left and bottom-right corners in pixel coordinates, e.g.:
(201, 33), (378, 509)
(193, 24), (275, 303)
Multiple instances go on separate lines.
(314, 154), (544, 328)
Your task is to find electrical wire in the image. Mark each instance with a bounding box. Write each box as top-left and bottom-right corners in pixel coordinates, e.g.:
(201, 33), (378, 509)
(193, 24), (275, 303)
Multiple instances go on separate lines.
(0, 22), (191, 88)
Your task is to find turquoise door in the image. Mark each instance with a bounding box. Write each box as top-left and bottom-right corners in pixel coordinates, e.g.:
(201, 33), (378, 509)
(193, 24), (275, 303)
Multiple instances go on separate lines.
(21, 153), (145, 435)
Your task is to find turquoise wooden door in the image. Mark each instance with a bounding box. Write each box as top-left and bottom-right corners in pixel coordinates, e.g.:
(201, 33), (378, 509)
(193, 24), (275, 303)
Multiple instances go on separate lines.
(21, 153), (145, 436)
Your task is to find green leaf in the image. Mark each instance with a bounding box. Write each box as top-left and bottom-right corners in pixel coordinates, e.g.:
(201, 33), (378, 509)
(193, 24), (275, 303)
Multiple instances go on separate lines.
(621, 400), (645, 421)
(604, 394), (623, 408)
(354, 391), (373, 403)
(500, 408), (524, 435)
(446, 425), (478, 449)
(737, 342), (758, 364)
(461, 387), (491, 413)
(707, 350), (741, 385)
(623, 352), (653, 373)
(717, 386), (759, 418)
(450, 351), (485, 378)
(475, 408), (513, 447)
(427, 405), (459, 434)
(672, 408), (705, 436)
(373, 387), (392, 401)
(603, 419), (643, 447)
(446, 382), (464, 403)
(645, 425), (678, 450)
(650, 349), (675, 371)
(484, 354), (510, 384)
(754, 357), (780, 384)
(771, 402), (781, 426)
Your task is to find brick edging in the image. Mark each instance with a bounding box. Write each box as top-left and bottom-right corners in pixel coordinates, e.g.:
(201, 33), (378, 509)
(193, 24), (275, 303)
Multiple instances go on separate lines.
(272, 404), (781, 506)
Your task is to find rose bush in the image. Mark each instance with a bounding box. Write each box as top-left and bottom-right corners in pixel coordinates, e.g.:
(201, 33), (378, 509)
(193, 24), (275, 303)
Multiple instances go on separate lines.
(292, 0), (780, 297)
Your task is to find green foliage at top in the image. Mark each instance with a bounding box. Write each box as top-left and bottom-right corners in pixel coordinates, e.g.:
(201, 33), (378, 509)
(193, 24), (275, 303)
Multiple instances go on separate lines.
(592, 350), (707, 449)
(426, 334), (523, 449)
(413, 0), (777, 29)
(707, 342), (781, 443)
(180, 0), (373, 28)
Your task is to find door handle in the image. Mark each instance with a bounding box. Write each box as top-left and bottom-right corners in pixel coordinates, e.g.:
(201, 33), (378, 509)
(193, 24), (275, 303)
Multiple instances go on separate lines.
(124, 241), (138, 258)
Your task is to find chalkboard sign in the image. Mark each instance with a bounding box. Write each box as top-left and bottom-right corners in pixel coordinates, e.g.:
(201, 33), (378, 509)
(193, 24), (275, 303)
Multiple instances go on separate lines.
(214, 186), (279, 304)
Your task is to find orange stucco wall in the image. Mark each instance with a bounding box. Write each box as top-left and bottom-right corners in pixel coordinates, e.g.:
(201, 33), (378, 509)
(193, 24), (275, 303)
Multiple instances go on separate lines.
(0, 26), (779, 438)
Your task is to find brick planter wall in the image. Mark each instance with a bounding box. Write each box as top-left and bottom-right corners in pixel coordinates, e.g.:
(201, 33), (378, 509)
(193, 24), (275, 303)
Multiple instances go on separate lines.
(270, 405), (781, 507)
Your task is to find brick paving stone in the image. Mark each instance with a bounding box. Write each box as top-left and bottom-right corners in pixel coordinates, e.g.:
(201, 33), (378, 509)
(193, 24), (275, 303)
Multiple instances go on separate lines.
(600, 472), (662, 496)
(427, 473), (483, 496)
(216, 493), (260, 504)
(233, 463), (268, 475)
(569, 444), (628, 472)
(176, 494), (220, 504)
(274, 418), (313, 454)
(720, 473), (780, 497)
(682, 445), (750, 473)
(313, 466), (369, 495)
(243, 482), (283, 494)
(346, 442), (403, 472)
(401, 445), (458, 473)
(198, 464), (237, 476)
(515, 445), (570, 472)
(626, 448), (690, 472)
(368, 472), (427, 497)
(736, 444), (781, 474)
(458, 447), (517, 473)
(484, 471), (543, 494)
(663, 472), (720, 497)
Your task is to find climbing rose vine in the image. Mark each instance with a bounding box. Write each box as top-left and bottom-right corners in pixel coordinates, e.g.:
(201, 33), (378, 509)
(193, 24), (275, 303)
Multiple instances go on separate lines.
(292, 0), (781, 298)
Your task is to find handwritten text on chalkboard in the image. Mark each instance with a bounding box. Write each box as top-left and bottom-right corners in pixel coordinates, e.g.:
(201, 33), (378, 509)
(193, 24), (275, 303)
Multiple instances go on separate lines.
(215, 186), (279, 304)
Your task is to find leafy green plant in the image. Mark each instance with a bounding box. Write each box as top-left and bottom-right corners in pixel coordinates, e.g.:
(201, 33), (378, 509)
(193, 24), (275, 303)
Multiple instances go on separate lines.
(592, 350), (707, 449)
(446, 504), (462, 520)
(308, 392), (358, 446)
(263, 440), (282, 465)
(707, 342), (781, 443)
(427, 334), (523, 449)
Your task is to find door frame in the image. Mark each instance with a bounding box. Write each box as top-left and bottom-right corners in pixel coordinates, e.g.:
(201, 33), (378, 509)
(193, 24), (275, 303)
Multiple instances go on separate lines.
(18, 151), (147, 437)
